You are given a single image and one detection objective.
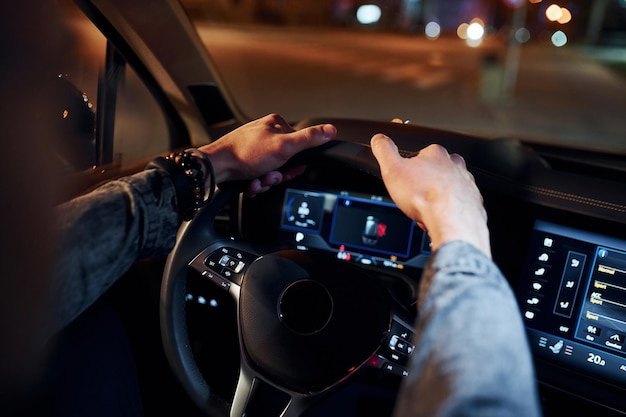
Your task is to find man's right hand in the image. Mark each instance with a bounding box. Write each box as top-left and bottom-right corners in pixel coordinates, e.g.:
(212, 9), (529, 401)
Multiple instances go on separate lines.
(370, 134), (491, 258)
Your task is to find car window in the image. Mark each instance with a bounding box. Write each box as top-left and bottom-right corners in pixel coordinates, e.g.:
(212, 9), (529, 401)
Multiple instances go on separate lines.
(58, 0), (170, 171)
(180, 0), (626, 153)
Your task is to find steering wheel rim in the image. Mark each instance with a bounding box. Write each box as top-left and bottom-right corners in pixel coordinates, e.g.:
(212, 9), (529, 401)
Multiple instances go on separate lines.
(160, 186), (235, 416)
(160, 141), (416, 417)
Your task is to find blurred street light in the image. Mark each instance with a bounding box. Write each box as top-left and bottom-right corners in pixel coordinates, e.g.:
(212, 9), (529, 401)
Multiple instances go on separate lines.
(467, 21), (485, 40)
(425, 21), (441, 40)
(546, 4), (563, 21)
(356, 5), (381, 25)
(552, 30), (568, 46)
(557, 8), (572, 24)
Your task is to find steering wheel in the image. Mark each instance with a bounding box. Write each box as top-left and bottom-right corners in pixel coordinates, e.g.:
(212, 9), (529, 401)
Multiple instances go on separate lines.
(160, 141), (417, 417)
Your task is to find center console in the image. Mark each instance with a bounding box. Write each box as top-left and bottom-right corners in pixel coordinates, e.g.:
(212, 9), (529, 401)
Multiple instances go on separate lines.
(519, 220), (626, 394)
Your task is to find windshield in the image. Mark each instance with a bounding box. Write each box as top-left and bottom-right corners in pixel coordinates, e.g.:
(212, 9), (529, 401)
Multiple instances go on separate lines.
(180, 0), (626, 153)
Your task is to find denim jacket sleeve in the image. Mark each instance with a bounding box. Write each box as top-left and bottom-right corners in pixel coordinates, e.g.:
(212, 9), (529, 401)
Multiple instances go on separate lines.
(393, 240), (542, 417)
(52, 169), (180, 331)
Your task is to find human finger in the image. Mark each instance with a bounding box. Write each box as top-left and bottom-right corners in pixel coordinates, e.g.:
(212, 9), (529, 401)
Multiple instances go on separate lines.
(370, 133), (403, 172)
(259, 171), (283, 188)
(281, 165), (307, 182)
(416, 143), (451, 160)
(245, 164), (307, 198)
(246, 178), (263, 197)
(245, 172), (281, 198)
(449, 152), (478, 184)
(450, 152), (467, 169)
(282, 123), (337, 155)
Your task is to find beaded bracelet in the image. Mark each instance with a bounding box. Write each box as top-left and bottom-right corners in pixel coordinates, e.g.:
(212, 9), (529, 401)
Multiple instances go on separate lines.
(146, 149), (215, 221)
(183, 148), (215, 210)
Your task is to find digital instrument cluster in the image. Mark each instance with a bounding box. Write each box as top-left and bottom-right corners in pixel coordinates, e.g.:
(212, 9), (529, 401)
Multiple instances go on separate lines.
(519, 220), (626, 389)
(278, 188), (432, 272)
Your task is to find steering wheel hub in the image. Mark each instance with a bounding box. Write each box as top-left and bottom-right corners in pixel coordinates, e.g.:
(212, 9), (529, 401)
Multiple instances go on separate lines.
(239, 250), (391, 393)
(279, 279), (333, 336)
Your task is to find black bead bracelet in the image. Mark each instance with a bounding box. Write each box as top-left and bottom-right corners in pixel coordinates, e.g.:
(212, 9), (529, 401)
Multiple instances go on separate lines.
(146, 149), (215, 221)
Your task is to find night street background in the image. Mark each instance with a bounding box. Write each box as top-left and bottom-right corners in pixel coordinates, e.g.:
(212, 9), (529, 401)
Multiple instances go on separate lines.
(195, 22), (626, 151)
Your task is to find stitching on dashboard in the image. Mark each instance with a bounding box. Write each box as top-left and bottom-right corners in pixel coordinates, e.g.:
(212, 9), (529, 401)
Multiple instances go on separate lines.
(471, 167), (626, 214)
(523, 185), (626, 213)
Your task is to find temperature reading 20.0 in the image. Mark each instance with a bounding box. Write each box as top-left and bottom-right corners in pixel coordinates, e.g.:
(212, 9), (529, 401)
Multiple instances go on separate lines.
(587, 353), (606, 366)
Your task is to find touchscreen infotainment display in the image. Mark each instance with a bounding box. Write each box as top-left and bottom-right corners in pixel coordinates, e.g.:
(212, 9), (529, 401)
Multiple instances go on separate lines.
(278, 188), (431, 271)
(519, 220), (626, 387)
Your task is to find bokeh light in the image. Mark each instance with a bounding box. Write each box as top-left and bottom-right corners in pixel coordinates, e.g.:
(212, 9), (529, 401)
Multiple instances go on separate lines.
(356, 5), (382, 25)
(546, 4), (563, 22)
(457, 22), (469, 39)
(551, 30), (568, 47)
(425, 21), (441, 40)
(515, 27), (531, 43)
(467, 22), (485, 40)
(557, 8), (572, 24)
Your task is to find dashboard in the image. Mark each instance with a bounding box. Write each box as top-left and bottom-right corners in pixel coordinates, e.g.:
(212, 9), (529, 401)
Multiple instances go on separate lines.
(231, 118), (626, 416)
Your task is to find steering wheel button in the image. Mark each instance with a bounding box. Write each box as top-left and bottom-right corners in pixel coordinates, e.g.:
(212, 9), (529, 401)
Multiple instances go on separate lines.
(207, 274), (231, 290)
(219, 255), (230, 267)
(233, 261), (245, 273)
(382, 362), (409, 377)
(389, 334), (411, 352)
(396, 340), (413, 354)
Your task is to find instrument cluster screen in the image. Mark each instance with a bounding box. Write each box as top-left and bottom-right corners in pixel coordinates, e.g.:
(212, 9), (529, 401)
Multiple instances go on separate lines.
(279, 188), (431, 271)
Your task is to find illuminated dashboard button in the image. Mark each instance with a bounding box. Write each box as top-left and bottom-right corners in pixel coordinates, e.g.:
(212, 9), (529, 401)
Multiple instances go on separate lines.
(389, 336), (414, 355)
(202, 270), (231, 291)
(564, 344), (573, 355)
(527, 297), (540, 306)
(604, 332), (624, 351)
(538, 336), (547, 348)
(586, 325), (601, 336)
(382, 361), (409, 377)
